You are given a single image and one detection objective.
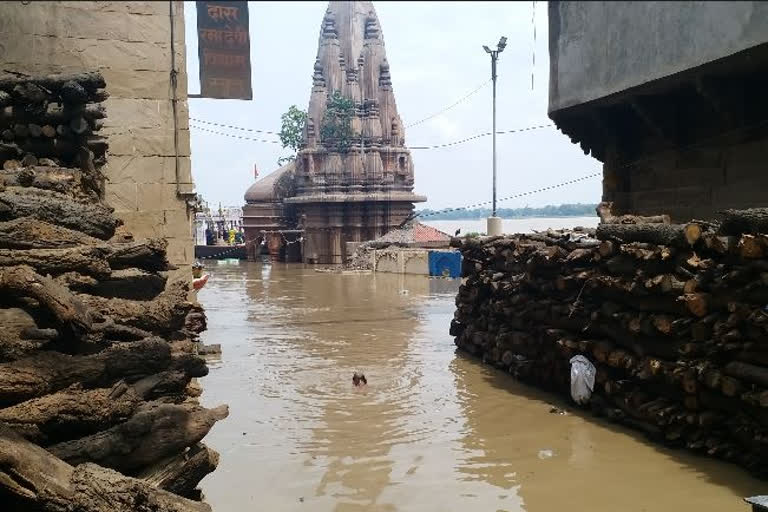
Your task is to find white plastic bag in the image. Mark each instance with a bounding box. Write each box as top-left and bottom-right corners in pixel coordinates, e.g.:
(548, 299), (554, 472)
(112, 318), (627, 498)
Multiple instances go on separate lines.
(569, 355), (596, 405)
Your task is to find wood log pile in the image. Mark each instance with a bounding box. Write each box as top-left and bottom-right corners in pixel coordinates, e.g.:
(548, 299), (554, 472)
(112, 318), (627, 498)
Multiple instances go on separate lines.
(450, 207), (768, 478)
(0, 71), (108, 201)
(0, 72), (226, 512)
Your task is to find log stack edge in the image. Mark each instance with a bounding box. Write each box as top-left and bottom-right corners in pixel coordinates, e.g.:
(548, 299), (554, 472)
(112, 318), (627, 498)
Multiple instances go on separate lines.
(451, 210), (768, 477)
(0, 71), (225, 512)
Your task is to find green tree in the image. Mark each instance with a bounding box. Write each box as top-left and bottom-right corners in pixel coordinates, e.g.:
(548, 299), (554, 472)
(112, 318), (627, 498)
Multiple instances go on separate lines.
(277, 105), (307, 166)
(320, 90), (357, 152)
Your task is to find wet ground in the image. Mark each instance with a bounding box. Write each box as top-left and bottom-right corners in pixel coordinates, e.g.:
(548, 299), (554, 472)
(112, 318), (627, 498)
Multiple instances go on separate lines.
(197, 260), (764, 512)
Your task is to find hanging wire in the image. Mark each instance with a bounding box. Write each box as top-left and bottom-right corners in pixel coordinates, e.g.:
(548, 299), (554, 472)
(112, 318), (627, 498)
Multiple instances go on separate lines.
(189, 120), (555, 151)
(404, 79), (491, 129)
(189, 117), (280, 135)
(413, 171), (602, 220)
(413, 116), (768, 221)
(189, 123), (282, 144)
(406, 123), (553, 150)
(189, 81), (490, 135)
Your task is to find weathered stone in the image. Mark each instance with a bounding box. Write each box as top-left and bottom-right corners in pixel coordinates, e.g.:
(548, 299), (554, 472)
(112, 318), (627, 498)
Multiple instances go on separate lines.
(105, 182), (139, 212)
(106, 156), (191, 186)
(104, 129), (191, 158)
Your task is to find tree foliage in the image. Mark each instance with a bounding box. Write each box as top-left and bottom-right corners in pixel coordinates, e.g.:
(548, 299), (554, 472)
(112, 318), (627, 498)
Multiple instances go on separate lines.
(320, 90), (357, 152)
(277, 105), (307, 166)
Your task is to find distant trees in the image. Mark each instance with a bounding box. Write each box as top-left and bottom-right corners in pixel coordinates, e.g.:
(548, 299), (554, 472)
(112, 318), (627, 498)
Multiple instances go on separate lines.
(277, 105), (307, 166)
(417, 203), (598, 220)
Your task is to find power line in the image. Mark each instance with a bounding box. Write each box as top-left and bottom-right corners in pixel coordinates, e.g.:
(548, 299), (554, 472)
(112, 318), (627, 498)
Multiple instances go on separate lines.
(189, 117), (280, 135)
(404, 79), (491, 129)
(189, 120), (555, 151)
(407, 123), (553, 150)
(189, 123), (282, 144)
(189, 81), (491, 135)
(414, 116), (768, 220)
(414, 171), (601, 220)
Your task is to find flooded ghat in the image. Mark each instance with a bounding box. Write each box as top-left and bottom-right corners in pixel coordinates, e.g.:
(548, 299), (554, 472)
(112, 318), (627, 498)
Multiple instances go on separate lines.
(197, 261), (763, 512)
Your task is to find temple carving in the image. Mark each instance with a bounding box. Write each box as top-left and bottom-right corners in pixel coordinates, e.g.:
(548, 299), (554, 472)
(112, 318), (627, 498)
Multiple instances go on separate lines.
(243, 0), (426, 264)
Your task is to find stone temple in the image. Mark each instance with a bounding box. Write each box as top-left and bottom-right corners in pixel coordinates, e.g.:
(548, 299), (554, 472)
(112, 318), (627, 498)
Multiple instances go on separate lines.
(243, 0), (426, 264)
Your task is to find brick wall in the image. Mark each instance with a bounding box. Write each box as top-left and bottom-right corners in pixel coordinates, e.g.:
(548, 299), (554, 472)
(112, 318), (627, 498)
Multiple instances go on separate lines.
(604, 132), (768, 221)
(0, 1), (195, 266)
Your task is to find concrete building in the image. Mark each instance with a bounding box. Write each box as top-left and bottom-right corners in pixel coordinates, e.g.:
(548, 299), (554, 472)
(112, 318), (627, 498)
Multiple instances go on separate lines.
(243, 0), (426, 264)
(0, 1), (196, 265)
(548, 1), (768, 221)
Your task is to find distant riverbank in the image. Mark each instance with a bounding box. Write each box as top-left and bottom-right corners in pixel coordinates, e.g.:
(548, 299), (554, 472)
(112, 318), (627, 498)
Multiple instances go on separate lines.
(423, 216), (599, 236)
(417, 203), (598, 221)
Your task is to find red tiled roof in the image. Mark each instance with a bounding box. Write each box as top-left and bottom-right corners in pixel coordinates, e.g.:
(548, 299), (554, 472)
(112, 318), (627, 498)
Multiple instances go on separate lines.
(411, 222), (451, 242)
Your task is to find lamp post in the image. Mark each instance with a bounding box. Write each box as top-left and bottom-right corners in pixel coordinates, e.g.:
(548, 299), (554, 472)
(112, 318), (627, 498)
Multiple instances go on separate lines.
(483, 36), (507, 236)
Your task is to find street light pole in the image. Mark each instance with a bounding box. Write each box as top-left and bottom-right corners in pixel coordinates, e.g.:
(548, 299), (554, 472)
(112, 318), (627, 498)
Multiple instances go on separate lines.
(491, 51), (497, 218)
(484, 36), (506, 236)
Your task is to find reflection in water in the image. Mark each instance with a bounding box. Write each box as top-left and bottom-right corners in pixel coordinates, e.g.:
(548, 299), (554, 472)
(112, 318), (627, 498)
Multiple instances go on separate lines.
(197, 261), (763, 512)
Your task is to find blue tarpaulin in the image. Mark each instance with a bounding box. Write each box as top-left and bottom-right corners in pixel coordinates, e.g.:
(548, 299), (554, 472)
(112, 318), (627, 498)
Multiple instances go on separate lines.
(428, 250), (462, 278)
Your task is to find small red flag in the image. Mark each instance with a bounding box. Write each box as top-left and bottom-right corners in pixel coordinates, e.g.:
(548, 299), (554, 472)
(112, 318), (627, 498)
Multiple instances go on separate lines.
(254, 163), (259, 179)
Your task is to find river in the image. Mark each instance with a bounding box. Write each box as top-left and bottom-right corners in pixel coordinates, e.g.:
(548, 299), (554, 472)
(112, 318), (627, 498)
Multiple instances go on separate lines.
(197, 260), (763, 512)
(423, 216), (599, 236)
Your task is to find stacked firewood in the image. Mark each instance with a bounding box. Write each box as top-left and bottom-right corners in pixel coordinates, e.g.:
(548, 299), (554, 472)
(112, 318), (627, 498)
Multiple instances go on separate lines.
(0, 72), (226, 512)
(0, 71), (110, 200)
(451, 205), (768, 477)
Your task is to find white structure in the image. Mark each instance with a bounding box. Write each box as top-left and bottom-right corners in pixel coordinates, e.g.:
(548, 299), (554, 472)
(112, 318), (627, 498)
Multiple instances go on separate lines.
(194, 202), (244, 245)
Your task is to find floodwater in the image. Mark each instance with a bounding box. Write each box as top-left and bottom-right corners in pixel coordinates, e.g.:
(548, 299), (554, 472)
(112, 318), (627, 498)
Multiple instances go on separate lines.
(197, 260), (764, 512)
(423, 216), (599, 236)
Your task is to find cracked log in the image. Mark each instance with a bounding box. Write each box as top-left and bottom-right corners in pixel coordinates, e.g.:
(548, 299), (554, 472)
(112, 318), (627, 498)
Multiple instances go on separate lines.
(0, 187), (120, 239)
(0, 246), (111, 278)
(49, 402), (229, 473)
(0, 369), (202, 445)
(138, 443), (220, 499)
(0, 265), (92, 336)
(0, 217), (100, 249)
(0, 166), (92, 198)
(719, 208), (768, 236)
(596, 222), (703, 247)
(57, 268), (167, 301)
(79, 280), (192, 334)
(0, 428), (211, 512)
(107, 238), (172, 272)
(0, 338), (172, 407)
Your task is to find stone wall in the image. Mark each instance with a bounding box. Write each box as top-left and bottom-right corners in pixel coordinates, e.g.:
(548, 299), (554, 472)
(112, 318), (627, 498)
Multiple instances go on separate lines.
(548, 1), (768, 113)
(0, 1), (195, 266)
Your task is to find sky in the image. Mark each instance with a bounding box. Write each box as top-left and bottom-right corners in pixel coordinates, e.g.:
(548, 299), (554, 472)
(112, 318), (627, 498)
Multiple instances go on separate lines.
(183, 1), (601, 211)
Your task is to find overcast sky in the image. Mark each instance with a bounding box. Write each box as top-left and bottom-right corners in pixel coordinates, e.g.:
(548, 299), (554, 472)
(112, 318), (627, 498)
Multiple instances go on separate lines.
(183, 1), (601, 211)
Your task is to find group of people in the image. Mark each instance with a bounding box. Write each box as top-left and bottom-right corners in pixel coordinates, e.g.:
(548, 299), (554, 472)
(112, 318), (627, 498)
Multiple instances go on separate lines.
(204, 227), (244, 246)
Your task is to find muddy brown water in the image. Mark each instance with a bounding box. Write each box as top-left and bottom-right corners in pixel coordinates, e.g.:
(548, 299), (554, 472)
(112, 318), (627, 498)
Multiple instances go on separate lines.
(197, 260), (764, 512)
